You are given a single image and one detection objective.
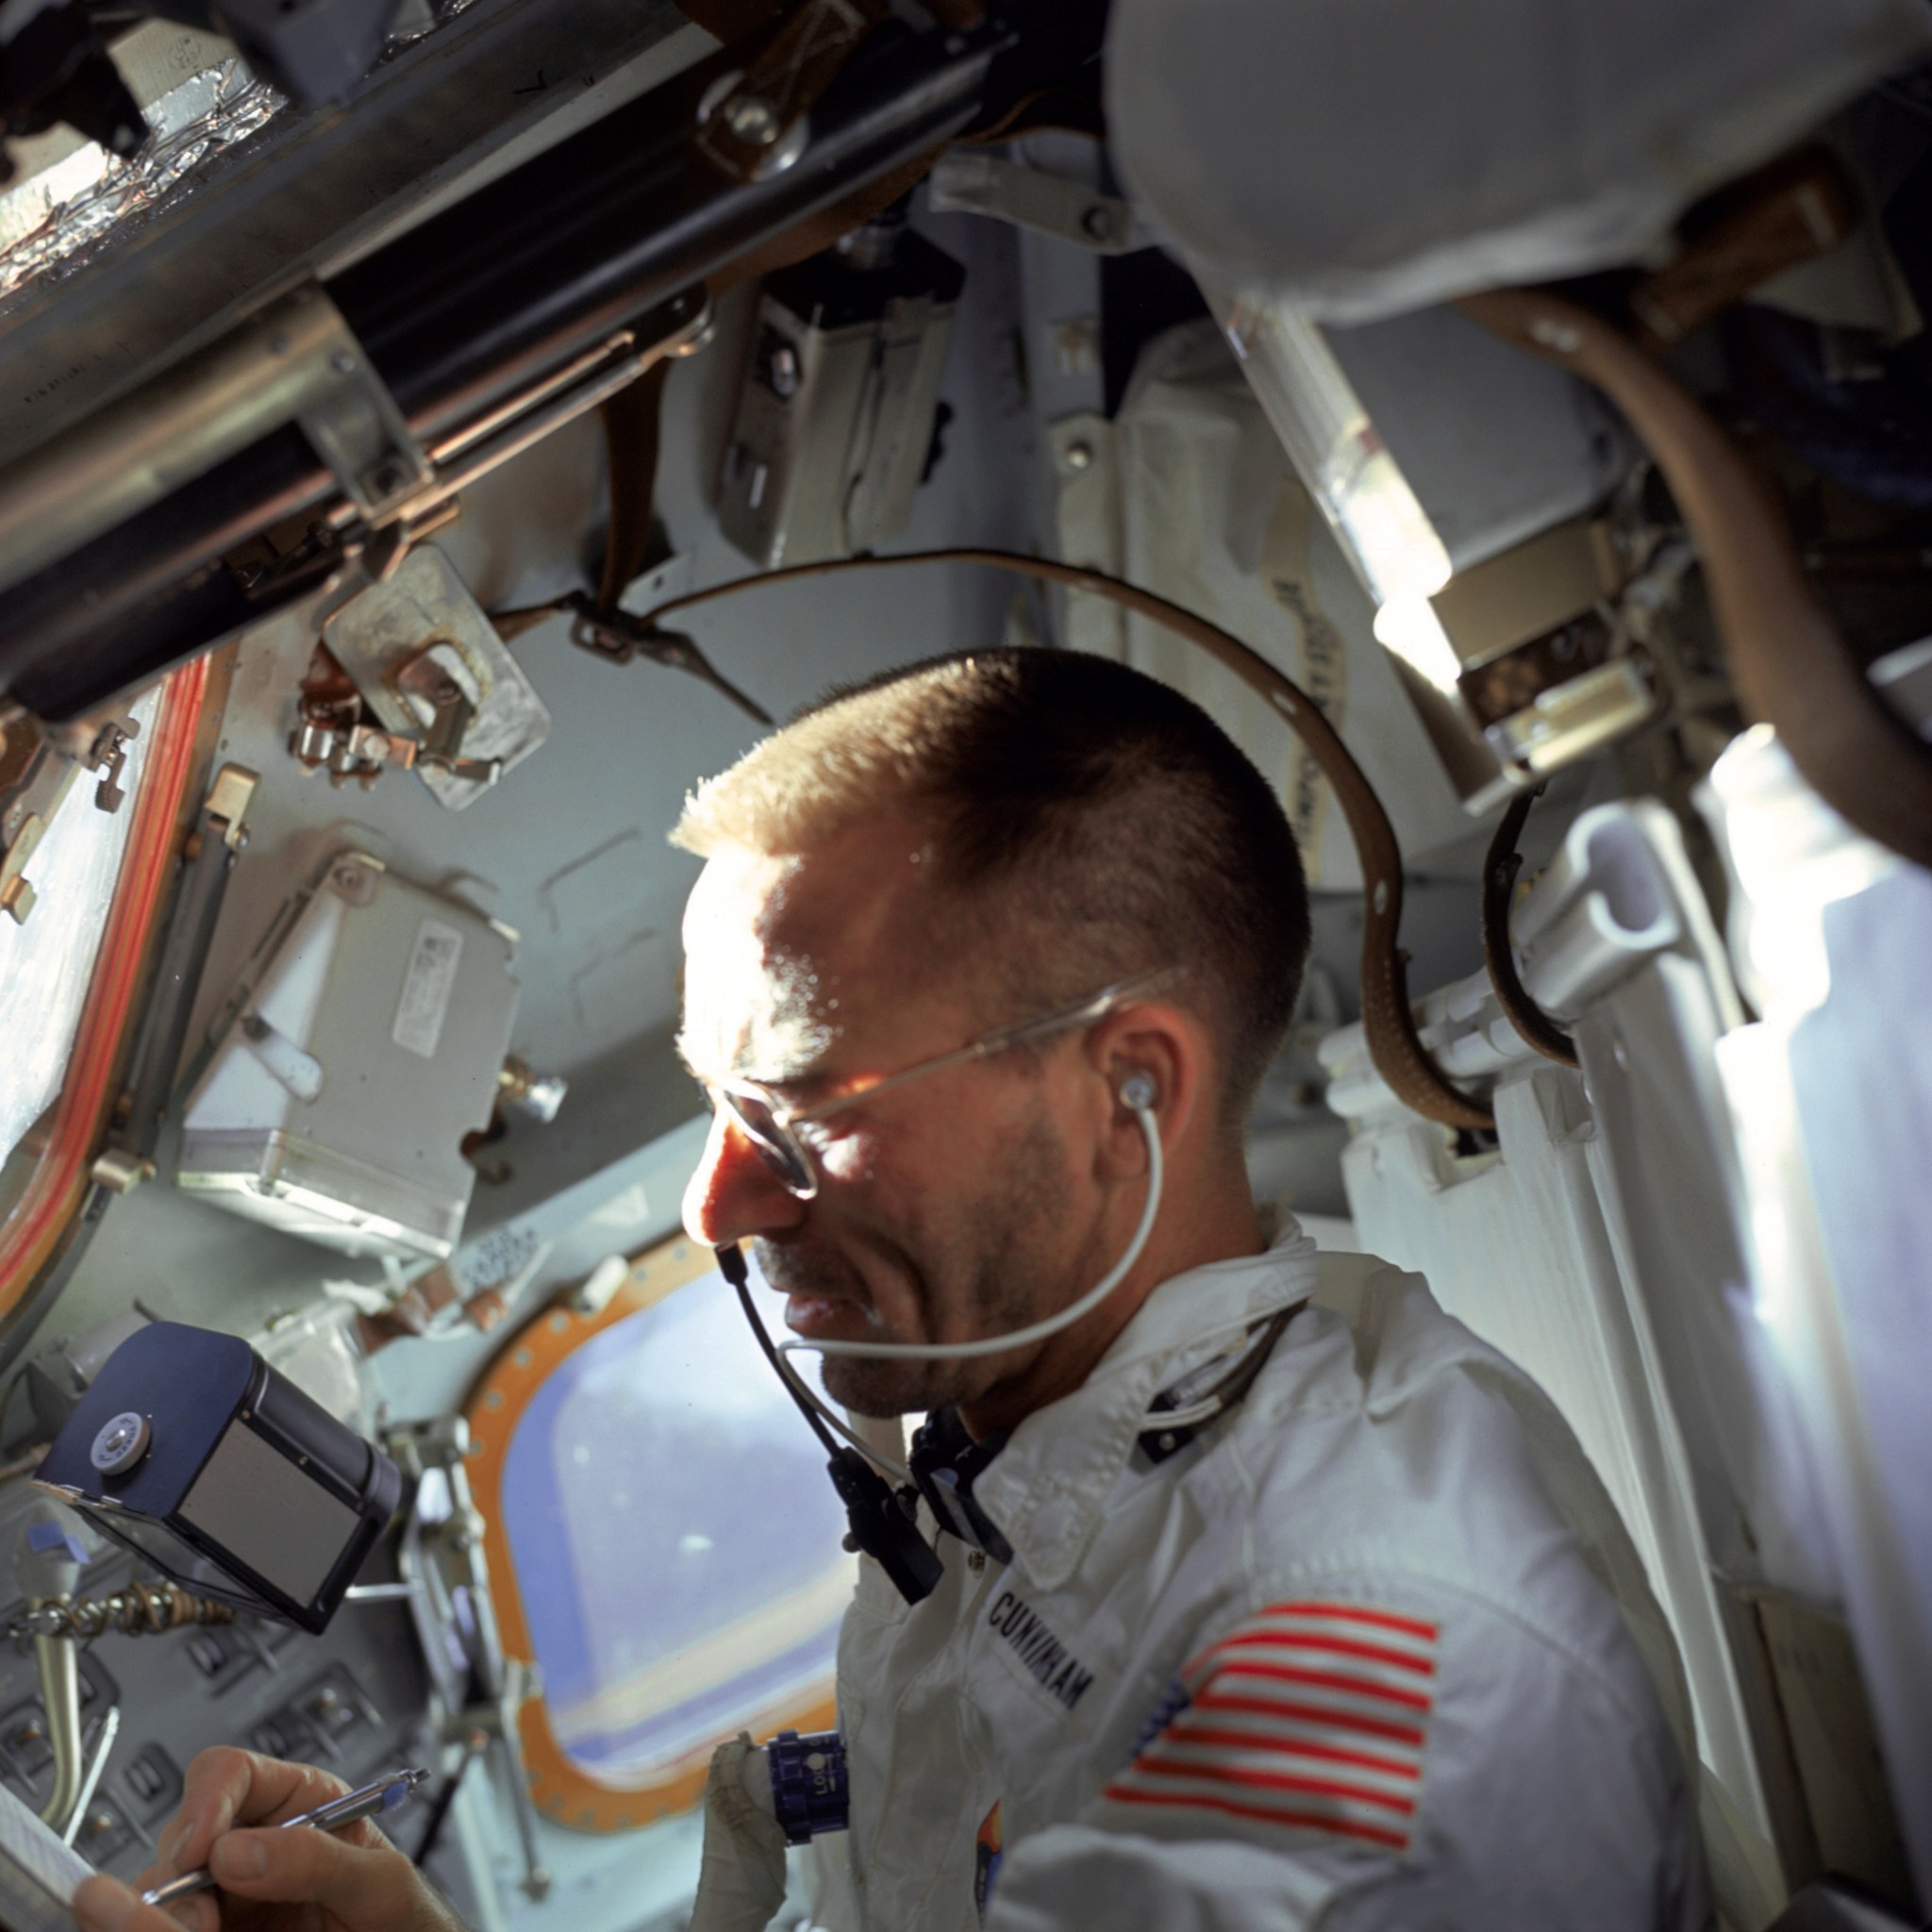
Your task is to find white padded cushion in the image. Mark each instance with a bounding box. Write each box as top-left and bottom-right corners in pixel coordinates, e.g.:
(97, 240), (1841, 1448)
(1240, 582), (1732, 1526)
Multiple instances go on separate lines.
(1106, 0), (1932, 321)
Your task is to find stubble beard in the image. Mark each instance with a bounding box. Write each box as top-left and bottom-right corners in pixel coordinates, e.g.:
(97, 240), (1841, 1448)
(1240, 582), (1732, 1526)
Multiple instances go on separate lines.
(772, 1108), (1076, 1420)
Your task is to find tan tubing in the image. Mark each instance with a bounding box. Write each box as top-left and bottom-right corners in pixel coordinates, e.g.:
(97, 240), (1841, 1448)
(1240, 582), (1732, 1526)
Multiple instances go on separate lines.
(1461, 287), (1932, 874)
(641, 547), (1496, 1131)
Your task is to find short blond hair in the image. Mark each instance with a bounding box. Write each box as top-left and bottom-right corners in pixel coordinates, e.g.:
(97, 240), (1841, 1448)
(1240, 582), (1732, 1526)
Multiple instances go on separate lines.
(674, 653), (990, 858)
(673, 649), (1309, 1125)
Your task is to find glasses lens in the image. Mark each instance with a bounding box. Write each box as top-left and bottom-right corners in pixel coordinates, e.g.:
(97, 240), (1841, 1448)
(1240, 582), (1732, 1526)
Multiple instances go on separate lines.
(718, 1087), (818, 1198)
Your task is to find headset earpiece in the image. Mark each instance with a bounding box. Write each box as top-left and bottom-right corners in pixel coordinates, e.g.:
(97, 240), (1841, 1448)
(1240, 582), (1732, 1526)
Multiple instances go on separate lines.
(1119, 1070), (1158, 1112)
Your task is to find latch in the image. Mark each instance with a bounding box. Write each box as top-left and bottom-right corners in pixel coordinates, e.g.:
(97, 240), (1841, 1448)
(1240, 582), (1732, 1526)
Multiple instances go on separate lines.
(293, 641), (501, 791)
(926, 150), (1157, 254)
(296, 544), (550, 808)
(389, 643), (503, 786)
(293, 296), (433, 521)
(0, 707), (144, 924)
(80, 720), (138, 813)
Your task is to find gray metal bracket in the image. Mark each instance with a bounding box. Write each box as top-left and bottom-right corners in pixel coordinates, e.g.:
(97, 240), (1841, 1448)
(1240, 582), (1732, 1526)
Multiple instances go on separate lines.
(925, 150), (1156, 254)
(294, 299), (434, 519)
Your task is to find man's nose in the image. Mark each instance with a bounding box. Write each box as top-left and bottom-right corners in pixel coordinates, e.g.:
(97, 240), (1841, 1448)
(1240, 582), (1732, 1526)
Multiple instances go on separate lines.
(682, 1105), (809, 1246)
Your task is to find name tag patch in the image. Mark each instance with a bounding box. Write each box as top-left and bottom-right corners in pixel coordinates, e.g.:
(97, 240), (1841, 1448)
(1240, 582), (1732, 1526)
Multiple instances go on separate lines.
(988, 1590), (1094, 1711)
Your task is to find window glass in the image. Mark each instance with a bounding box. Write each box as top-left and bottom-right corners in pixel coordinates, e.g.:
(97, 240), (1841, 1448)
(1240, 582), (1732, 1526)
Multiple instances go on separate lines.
(0, 688), (159, 1170)
(501, 1259), (854, 1776)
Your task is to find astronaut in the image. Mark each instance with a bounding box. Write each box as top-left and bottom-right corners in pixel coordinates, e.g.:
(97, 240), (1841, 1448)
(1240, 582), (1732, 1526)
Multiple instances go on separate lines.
(76, 648), (1707, 1932)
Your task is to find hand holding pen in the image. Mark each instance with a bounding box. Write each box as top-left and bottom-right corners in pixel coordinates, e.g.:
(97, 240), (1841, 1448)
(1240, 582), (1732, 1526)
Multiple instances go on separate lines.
(74, 1751), (459, 1932)
(142, 1771), (428, 1907)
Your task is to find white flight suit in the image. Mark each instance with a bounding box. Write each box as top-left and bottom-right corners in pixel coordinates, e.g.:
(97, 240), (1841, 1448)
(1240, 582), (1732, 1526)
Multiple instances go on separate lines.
(809, 1221), (1710, 1931)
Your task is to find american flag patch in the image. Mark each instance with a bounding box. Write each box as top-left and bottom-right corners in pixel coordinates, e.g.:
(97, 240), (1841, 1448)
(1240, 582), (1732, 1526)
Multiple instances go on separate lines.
(1102, 1600), (1439, 1854)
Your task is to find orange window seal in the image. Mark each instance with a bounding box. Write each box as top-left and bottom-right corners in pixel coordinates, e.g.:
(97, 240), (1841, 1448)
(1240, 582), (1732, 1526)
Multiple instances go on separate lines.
(0, 658), (211, 1314)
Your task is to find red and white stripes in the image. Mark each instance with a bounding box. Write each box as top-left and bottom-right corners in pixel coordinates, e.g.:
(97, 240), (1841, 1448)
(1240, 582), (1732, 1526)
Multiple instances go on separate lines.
(1103, 1600), (1438, 1854)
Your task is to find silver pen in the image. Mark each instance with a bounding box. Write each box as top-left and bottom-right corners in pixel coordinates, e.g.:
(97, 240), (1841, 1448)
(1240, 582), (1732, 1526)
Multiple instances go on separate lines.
(141, 1768), (429, 1907)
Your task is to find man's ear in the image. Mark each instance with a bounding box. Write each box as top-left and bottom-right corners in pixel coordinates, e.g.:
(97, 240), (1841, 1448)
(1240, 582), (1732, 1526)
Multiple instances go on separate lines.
(1084, 1002), (1209, 1181)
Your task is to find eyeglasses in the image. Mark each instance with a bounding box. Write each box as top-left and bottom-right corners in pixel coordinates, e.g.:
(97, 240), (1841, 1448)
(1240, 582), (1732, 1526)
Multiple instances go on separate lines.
(700, 968), (1177, 1201)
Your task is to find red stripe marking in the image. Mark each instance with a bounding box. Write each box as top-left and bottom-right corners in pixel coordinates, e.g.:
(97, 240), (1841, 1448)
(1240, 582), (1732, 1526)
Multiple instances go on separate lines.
(1162, 1722), (1420, 1782)
(1194, 1690), (1426, 1748)
(1102, 1783), (1410, 1852)
(1209, 1629), (1437, 1674)
(1258, 1601), (1439, 1641)
(1128, 1752), (1417, 1817)
(1208, 1658), (1434, 1712)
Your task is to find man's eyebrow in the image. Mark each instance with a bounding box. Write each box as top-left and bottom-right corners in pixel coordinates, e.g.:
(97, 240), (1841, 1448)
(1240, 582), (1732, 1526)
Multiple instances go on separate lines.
(672, 1028), (831, 1091)
(747, 1054), (836, 1095)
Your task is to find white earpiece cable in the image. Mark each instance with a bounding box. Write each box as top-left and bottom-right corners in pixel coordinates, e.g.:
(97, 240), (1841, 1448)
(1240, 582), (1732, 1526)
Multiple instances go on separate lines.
(776, 1104), (1163, 1365)
(775, 1347), (910, 1482)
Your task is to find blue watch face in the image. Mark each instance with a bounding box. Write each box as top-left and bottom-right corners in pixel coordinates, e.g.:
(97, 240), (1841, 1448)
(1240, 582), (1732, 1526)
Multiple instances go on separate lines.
(769, 1729), (849, 1842)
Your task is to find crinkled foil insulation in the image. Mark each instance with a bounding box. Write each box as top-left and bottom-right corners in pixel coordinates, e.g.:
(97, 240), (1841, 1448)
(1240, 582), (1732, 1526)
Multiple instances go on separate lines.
(0, 58), (283, 306)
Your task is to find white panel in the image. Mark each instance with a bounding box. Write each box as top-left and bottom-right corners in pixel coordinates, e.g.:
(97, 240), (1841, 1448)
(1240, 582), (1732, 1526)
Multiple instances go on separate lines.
(1705, 729), (1932, 1899)
(1340, 1067), (1774, 1868)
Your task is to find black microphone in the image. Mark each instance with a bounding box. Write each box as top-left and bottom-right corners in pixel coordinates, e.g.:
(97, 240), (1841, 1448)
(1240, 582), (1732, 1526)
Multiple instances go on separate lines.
(717, 1244), (942, 1606)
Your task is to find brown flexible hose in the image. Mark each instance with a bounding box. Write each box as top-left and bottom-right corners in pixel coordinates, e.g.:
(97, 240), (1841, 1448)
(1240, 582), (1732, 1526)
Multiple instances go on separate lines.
(1460, 288), (1932, 873)
(640, 547), (1495, 1130)
(1480, 785), (1577, 1067)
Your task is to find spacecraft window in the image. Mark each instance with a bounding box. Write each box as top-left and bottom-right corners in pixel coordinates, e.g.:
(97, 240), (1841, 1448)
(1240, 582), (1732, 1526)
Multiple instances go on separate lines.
(0, 687), (160, 1172)
(467, 1235), (851, 1829)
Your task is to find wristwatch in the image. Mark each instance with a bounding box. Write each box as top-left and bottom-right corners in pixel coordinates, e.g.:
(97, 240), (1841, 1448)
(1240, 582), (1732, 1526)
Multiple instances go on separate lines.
(766, 1728), (848, 1845)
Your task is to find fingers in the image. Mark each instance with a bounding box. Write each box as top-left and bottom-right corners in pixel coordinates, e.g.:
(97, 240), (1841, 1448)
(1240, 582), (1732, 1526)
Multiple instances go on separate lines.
(128, 1751), (445, 1932)
(157, 1750), (351, 1877)
(116, 1857), (217, 1932)
(74, 1874), (209, 1932)
(207, 1824), (444, 1932)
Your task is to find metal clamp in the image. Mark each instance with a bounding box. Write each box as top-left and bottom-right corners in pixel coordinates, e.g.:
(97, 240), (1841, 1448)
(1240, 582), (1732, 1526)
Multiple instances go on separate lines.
(295, 304), (433, 520)
(291, 673), (499, 788)
(926, 150), (1156, 255)
(203, 762), (260, 852)
(0, 282), (430, 597)
(693, 0), (884, 184)
(567, 597), (774, 724)
(389, 646), (503, 786)
(293, 717), (418, 785)
(0, 803), (52, 924)
(1, 709), (145, 924)
(81, 721), (138, 814)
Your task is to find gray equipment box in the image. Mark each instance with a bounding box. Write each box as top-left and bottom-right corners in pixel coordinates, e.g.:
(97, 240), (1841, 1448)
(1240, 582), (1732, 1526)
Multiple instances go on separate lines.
(176, 851), (519, 1261)
(719, 226), (963, 568)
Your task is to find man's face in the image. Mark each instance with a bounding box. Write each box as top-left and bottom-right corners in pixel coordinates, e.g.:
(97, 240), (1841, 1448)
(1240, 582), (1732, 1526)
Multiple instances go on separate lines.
(678, 812), (1113, 1420)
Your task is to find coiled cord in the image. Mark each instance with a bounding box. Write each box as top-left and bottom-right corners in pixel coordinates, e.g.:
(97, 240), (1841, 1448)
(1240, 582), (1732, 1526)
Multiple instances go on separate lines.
(10, 1582), (236, 1651)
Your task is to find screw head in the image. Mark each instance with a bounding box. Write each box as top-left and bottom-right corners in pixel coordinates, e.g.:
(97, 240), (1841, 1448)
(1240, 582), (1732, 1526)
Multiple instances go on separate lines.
(724, 93), (780, 145)
(91, 1410), (152, 1476)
